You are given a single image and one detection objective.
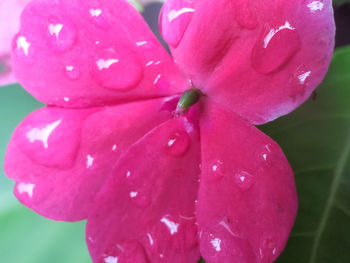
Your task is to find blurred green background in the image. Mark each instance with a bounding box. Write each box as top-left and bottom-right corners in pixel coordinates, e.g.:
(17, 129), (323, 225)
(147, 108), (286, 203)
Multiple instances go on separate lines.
(1, 1), (350, 263)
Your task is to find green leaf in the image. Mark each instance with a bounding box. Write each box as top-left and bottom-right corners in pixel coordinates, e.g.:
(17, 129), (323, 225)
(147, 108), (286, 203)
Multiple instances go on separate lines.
(0, 85), (91, 263)
(127, 0), (144, 12)
(333, 0), (350, 5)
(260, 46), (350, 262)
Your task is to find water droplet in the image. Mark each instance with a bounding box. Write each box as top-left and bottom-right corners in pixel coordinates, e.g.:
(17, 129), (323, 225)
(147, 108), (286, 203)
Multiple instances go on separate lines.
(26, 119), (62, 149)
(252, 21), (301, 74)
(130, 189), (151, 208)
(17, 182), (35, 198)
(12, 34), (36, 65)
(307, 0), (324, 13)
(233, 0), (258, 29)
(89, 7), (111, 30)
(103, 241), (148, 263)
(86, 154), (94, 168)
(160, 215), (180, 235)
(129, 191), (138, 198)
(289, 68), (312, 99)
(209, 160), (224, 181)
(92, 47), (143, 91)
(166, 130), (190, 156)
(153, 74), (171, 91)
(211, 237), (222, 252)
(160, 0), (195, 47)
(234, 171), (255, 190)
(47, 16), (77, 53)
(64, 65), (81, 80)
(259, 237), (278, 261)
(145, 215), (197, 256)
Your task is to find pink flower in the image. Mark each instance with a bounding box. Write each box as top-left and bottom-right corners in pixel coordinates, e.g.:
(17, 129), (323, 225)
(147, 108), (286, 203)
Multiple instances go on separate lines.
(0, 0), (31, 86)
(4, 0), (334, 262)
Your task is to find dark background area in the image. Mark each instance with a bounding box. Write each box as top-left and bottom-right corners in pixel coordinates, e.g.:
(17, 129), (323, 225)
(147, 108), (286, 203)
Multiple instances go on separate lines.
(334, 3), (350, 47)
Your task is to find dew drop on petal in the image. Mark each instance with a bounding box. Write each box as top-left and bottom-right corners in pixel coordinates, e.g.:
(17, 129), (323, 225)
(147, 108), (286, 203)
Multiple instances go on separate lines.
(12, 34), (36, 65)
(26, 119), (62, 149)
(259, 237), (278, 261)
(165, 130), (190, 157)
(160, 0), (195, 47)
(102, 241), (148, 263)
(210, 160), (225, 181)
(252, 21), (301, 74)
(234, 171), (255, 191)
(65, 65), (81, 80)
(89, 7), (111, 30)
(130, 189), (151, 208)
(307, 0), (324, 13)
(46, 17), (78, 54)
(17, 182), (35, 198)
(160, 215), (180, 235)
(92, 47), (143, 91)
(103, 256), (118, 263)
(289, 68), (312, 99)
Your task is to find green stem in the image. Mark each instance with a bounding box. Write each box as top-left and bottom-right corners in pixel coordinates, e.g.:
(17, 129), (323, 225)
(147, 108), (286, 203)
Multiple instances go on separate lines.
(175, 88), (203, 115)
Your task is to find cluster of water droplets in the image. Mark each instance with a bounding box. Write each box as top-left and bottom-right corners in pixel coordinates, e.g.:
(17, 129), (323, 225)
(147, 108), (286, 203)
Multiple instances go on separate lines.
(12, 3), (172, 94)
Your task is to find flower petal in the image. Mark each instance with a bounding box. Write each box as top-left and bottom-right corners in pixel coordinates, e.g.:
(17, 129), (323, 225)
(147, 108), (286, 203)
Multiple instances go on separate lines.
(161, 0), (335, 124)
(0, 0), (30, 86)
(12, 0), (187, 107)
(86, 116), (200, 263)
(197, 100), (298, 263)
(4, 98), (173, 221)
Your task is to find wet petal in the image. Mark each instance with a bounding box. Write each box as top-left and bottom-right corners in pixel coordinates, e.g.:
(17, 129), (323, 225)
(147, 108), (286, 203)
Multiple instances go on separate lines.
(12, 0), (187, 107)
(4, 98), (173, 221)
(161, 0), (335, 124)
(86, 116), (200, 263)
(0, 0), (30, 85)
(197, 100), (298, 263)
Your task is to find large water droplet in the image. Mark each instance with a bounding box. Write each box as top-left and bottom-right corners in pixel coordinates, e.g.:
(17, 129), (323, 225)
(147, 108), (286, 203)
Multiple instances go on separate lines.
(65, 65), (81, 80)
(233, 0), (258, 29)
(92, 47), (143, 91)
(12, 34), (36, 65)
(210, 160), (225, 181)
(252, 21), (301, 74)
(234, 171), (255, 191)
(160, 0), (195, 47)
(47, 16), (78, 53)
(166, 130), (190, 156)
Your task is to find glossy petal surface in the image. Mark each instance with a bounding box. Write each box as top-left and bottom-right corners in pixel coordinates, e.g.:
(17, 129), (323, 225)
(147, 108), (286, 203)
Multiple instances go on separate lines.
(162, 0), (335, 124)
(86, 117), (201, 263)
(0, 0), (30, 85)
(197, 100), (298, 263)
(4, 98), (173, 221)
(12, 0), (187, 107)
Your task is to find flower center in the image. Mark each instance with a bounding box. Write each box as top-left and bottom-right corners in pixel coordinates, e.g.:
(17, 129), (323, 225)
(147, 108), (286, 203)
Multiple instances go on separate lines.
(175, 87), (203, 116)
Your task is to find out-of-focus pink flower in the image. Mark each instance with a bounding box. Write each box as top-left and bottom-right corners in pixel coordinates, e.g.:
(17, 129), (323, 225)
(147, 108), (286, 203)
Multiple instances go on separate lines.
(0, 0), (31, 86)
(4, 0), (334, 262)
